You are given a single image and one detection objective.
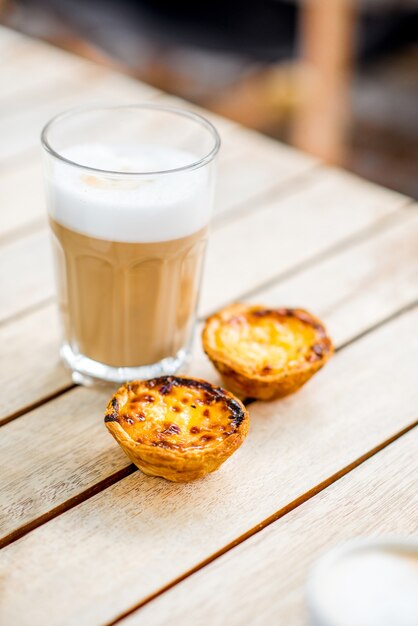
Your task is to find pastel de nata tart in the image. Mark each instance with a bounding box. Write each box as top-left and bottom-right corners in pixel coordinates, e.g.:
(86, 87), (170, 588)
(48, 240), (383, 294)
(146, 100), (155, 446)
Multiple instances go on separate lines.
(202, 303), (334, 401)
(104, 376), (249, 482)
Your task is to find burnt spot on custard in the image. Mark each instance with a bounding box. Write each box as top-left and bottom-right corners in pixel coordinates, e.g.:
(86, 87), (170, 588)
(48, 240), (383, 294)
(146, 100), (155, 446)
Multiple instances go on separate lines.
(136, 393), (155, 403)
(104, 412), (118, 422)
(312, 343), (324, 357)
(227, 315), (246, 325)
(250, 308), (277, 318)
(308, 340), (333, 362)
(159, 380), (173, 395)
(162, 423), (181, 436)
(249, 306), (322, 327)
(152, 440), (179, 449)
(250, 307), (313, 324)
(227, 398), (245, 427)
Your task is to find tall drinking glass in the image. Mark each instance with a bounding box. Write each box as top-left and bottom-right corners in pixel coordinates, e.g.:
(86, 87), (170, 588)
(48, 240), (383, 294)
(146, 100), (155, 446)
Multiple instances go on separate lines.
(41, 104), (220, 384)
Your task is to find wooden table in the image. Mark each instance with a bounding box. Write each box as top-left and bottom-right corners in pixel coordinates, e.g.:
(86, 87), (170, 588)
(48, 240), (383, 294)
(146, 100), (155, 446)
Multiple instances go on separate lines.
(1, 25), (417, 626)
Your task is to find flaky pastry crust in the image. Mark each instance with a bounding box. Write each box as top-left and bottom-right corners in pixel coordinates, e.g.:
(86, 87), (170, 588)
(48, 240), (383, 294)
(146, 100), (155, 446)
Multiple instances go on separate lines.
(202, 303), (334, 400)
(104, 376), (249, 482)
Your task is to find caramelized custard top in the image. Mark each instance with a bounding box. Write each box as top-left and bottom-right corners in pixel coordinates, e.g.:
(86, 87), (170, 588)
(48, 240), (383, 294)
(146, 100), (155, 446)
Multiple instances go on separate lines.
(208, 306), (331, 376)
(105, 376), (246, 450)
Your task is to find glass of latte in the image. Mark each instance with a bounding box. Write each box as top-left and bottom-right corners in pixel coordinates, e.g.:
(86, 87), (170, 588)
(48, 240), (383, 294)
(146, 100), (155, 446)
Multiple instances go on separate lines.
(41, 104), (220, 384)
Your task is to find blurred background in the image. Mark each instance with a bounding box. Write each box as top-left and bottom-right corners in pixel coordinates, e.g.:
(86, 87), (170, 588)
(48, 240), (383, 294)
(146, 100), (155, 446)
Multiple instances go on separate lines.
(1, 0), (417, 197)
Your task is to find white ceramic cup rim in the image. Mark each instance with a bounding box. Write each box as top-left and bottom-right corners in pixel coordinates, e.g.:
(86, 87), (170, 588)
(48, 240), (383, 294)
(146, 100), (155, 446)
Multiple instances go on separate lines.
(306, 536), (418, 626)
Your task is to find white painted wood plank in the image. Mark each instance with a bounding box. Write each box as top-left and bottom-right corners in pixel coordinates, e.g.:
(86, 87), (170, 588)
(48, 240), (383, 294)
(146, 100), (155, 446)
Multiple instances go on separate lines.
(0, 25), (28, 58)
(0, 160), (45, 239)
(0, 304), (71, 423)
(0, 41), (106, 104)
(0, 230), (53, 324)
(0, 73), (159, 164)
(214, 127), (317, 217)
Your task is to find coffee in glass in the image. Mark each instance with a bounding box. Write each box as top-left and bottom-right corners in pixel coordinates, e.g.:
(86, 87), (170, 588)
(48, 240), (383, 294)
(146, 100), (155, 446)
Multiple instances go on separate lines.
(41, 105), (220, 384)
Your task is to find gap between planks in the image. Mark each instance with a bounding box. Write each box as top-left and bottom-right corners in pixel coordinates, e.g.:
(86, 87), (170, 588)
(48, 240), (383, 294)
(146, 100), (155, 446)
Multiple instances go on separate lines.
(0, 464), (137, 549)
(0, 382), (76, 427)
(1, 298), (417, 550)
(103, 419), (418, 625)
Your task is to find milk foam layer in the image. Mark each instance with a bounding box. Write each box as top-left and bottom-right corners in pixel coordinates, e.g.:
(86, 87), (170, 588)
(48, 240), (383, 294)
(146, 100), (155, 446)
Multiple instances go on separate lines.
(45, 143), (212, 242)
(312, 546), (418, 626)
